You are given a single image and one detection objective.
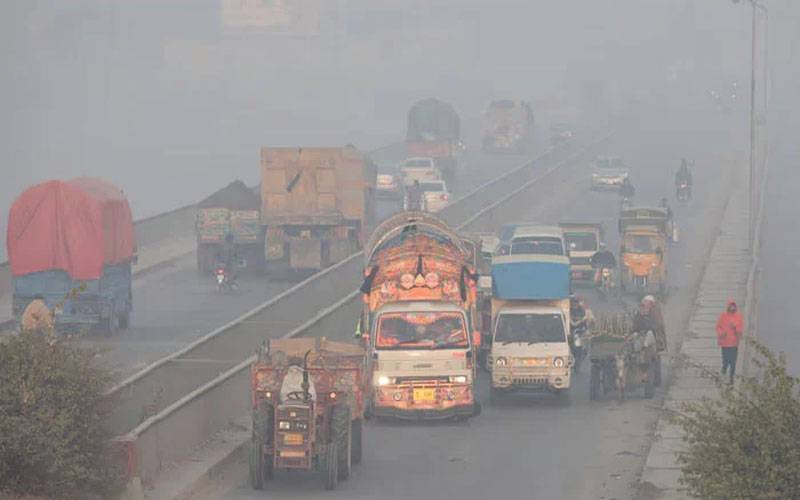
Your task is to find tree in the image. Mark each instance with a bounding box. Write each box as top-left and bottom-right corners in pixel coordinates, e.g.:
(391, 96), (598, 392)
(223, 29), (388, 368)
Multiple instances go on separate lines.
(675, 340), (800, 499)
(0, 329), (124, 499)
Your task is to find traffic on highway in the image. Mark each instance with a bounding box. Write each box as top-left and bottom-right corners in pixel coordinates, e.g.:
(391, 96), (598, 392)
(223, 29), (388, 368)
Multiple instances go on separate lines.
(3, 2), (797, 500)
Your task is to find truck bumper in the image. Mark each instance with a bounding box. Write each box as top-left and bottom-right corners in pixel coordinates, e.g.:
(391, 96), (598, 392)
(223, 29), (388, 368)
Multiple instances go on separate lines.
(373, 383), (475, 420)
(492, 369), (571, 391)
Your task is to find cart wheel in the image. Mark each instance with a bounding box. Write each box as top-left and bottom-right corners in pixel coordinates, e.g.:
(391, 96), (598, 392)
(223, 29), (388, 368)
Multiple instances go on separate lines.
(654, 355), (663, 387)
(351, 418), (363, 465)
(644, 363), (656, 399)
(333, 405), (351, 481)
(322, 442), (338, 490)
(590, 364), (602, 401)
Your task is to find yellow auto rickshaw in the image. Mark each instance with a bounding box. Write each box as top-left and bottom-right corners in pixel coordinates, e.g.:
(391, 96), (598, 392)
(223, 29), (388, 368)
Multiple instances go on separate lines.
(618, 207), (669, 295)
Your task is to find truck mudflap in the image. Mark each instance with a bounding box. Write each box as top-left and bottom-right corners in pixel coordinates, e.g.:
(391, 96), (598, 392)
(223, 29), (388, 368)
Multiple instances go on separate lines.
(372, 383), (475, 419)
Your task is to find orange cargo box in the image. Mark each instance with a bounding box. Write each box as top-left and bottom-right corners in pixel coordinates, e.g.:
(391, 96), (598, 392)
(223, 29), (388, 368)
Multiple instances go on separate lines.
(260, 146), (376, 226)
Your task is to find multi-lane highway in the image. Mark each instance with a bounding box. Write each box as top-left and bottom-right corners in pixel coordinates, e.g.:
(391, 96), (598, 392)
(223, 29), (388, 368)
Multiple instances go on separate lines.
(204, 96), (746, 499)
(88, 126), (551, 379)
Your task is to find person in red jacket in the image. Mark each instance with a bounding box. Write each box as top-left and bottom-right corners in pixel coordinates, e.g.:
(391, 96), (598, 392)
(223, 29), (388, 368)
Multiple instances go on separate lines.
(715, 299), (744, 384)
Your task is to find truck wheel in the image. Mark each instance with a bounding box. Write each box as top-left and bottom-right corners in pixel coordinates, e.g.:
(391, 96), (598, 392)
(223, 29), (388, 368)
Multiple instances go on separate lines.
(249, 440), (265, 490)
(118, 310), (130, 330)
(321, 442), (338, 490)
(590, 364), (601, 401)
(351, 418), (363, 465)
(333, 405), (351, 481)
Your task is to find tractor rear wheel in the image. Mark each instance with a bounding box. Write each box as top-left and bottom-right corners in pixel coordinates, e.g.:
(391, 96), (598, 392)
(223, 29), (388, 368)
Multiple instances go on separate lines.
(321, 441), (338, 490)
(351, 418), (363, 465)
(333, 405), (352, 480)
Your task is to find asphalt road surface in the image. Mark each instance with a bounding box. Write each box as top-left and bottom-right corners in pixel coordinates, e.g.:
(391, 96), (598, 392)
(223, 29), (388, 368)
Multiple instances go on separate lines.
(86, 128), (549, 379)
(215, 98), (746, 499)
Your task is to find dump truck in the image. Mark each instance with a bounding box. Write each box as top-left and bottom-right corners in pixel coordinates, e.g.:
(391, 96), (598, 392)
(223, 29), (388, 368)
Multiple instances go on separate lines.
(195, 180), (263, 274)
(618, 207), (669, 294)
(482, 99), (535, 153)
(359, 212), (481, 420)
(260, 146), (377, 276)
(7, 178), (137, 334)
(249, 337), (367, 490)
(406, 98), (463, 184)
(489, 254), (572, 399)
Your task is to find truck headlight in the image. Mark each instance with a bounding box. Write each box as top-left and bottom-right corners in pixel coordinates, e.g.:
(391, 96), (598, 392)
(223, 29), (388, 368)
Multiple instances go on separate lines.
(377, 375), (391, 386)
(495, 357), (508, 367)
(553, 357), (565, 368)
(449, 375), (467, 384)
(279, 421), (291, 430)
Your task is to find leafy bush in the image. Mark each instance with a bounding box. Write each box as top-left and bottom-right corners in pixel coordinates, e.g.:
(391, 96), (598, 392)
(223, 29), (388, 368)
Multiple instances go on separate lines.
(0, 330), (124, 499)
(675, 341), (800, 499)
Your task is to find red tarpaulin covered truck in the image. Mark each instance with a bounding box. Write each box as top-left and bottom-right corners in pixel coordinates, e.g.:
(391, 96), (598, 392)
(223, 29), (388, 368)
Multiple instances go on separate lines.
(7, 178), (137, 334)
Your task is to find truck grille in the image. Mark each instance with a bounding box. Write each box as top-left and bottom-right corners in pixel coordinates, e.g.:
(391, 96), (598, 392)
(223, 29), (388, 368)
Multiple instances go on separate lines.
(513, 377), (548, 386)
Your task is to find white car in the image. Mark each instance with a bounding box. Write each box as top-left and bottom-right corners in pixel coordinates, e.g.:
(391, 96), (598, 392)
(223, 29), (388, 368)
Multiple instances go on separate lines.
(400, 157), (440, 186)
(420, 179), (451, 213)
(591, 156), (629, 190)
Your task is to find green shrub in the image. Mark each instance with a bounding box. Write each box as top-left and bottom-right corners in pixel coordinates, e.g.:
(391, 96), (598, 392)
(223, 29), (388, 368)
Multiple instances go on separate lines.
(675, 341), (800, 499)
(0, 330), (124, 499)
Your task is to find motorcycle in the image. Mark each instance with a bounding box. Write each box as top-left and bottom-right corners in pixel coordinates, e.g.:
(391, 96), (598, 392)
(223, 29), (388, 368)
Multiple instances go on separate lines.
(570, 321), (588, 374)
(215, 264), (238, 293)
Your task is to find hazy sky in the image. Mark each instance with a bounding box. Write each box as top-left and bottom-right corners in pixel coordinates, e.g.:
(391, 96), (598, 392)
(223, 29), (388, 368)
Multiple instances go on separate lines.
(0, 0), (761, 260)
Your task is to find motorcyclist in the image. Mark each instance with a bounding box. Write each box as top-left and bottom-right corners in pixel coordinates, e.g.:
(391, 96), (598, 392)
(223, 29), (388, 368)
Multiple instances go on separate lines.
(406, 180), (424, 211)
(619, 177), (636, 199)
(590, 243), (617, 284)
(660, 198), (673, 222)
(675, 159), (693, 198)
(569, 295), (594, 332)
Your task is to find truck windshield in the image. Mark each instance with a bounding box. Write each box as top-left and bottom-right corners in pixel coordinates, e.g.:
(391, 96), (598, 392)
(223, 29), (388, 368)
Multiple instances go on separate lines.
(624, 234), (659, 253)
(510, 236), (564, 256)
(376, 312), (468, 349)
(405, 159), (432, 168)
(495, 313), (565, 344)
(420, 182), (444, 192)
(564, 232), (597, 252)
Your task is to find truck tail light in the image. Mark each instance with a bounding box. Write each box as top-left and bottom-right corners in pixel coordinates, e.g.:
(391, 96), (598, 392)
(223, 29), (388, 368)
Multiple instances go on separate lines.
(440, 193), (449, 201)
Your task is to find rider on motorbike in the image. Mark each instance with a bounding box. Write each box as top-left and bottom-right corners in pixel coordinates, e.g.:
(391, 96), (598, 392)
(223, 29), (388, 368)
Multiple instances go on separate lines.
(406, 180), (424, 211)
(590, 243), (617, 285)
(619, 177), (636, 199)
(570, 295), (594, 332)
(675, 159), (693, 199)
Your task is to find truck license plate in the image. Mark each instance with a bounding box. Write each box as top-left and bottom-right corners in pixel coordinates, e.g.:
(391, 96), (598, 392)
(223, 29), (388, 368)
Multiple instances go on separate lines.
(413, 388), (436, 402)
(519, 358), (547, 366)
(283, 433), (303, 445)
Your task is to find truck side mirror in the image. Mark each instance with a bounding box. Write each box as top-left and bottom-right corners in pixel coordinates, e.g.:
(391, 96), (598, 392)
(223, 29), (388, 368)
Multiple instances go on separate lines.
(472, 331), (482, 348)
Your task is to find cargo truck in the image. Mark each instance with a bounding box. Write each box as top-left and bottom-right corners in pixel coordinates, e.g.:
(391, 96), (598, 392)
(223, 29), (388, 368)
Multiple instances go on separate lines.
(406, 98), (463, 185)
(195, 180), (263, 274)
(7, 178), (137, 335)
(359, 212), (481, 420)
(482, 99), (535, 154)
(260, 146), (377, 276)
(489, 254), (572, 400)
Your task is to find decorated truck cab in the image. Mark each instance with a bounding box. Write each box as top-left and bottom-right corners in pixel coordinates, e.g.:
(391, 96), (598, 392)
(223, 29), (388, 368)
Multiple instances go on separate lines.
(359, 212), (480, 420)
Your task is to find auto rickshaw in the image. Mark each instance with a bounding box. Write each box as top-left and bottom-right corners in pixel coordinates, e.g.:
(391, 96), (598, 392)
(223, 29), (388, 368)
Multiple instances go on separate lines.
(618, 207), (669, 295)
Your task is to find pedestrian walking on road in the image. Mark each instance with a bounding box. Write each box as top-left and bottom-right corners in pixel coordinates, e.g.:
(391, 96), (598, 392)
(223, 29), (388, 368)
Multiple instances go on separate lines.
(715, 299), (744, 384)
